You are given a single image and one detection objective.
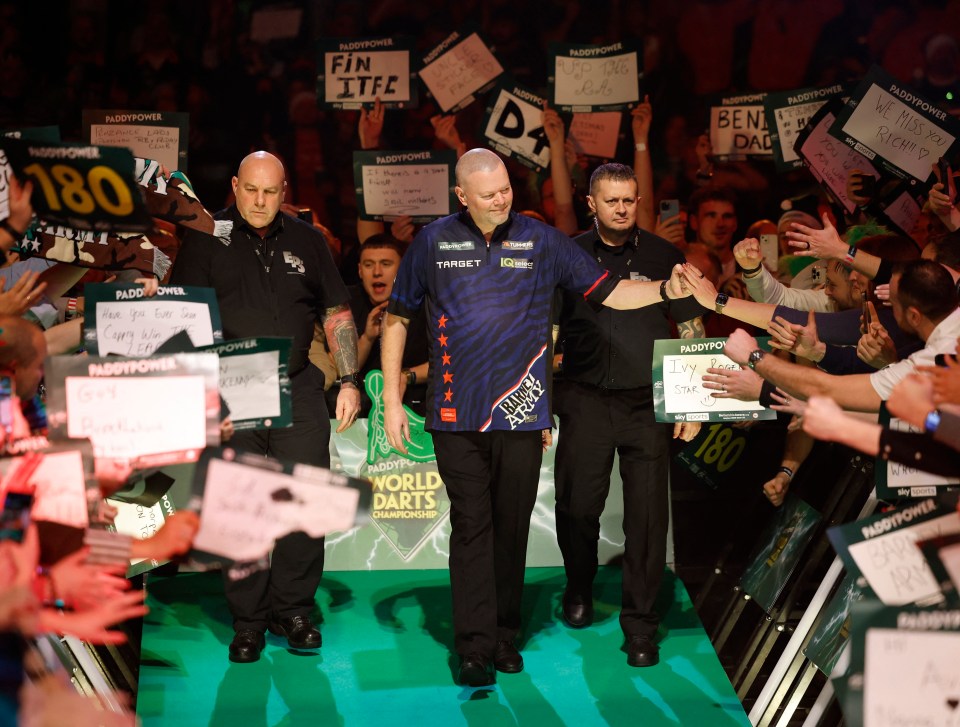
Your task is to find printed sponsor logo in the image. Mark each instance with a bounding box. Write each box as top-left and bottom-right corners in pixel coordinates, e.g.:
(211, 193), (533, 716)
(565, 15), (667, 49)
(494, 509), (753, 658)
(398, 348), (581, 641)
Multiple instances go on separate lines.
(503, 240), (534, 250)
(498, 373), (544, 429)
(440, 408), (457, 422)
(438, 241), (475, 251)
(437, 259), (482, 269)
(851, 141), (876, 159)
(629, 272), (650, 281)
(283, 251), (305, 274)
(501, 257), (533, 270)
(675, 414), (685, 421)
(686, 412), (709, 421)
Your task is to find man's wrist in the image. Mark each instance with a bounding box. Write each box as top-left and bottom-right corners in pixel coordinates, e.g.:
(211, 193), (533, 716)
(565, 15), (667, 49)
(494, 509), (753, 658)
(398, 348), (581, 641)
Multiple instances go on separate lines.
(741, 263), (763, 278)
(634, 141), (648, 153)
(336, 372), (360, 388)
(0, 218), (25, 241)
(811, 341), (827, 363)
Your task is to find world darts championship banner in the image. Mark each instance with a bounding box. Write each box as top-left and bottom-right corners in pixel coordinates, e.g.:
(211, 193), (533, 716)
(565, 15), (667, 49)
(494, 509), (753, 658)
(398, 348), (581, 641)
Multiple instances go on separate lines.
(321, 370), (633, 570)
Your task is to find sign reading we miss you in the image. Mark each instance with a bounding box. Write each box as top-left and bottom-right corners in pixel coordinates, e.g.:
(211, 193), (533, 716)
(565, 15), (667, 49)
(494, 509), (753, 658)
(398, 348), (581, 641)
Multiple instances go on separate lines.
(419, 29), (503, 114)
(482, 81), (550, 171)
(0, 138), (152, 233)
(83, 110), (189, 174)
(710, 93), (773, 158)
(318, 37), (417, 110)
(830, 65), (960, 182)
(548, 42), (641, 113)
(353, 150), (456, 222)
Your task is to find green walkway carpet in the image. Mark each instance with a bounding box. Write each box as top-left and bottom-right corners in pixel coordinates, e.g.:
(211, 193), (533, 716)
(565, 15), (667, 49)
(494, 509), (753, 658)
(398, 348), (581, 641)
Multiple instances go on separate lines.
(137, 567), (748, 726)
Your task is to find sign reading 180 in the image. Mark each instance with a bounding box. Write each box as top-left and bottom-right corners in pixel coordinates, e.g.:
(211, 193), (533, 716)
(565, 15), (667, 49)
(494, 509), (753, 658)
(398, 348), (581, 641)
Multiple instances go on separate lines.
(23, 162), (134, 216)
(1, 139), (151, 233)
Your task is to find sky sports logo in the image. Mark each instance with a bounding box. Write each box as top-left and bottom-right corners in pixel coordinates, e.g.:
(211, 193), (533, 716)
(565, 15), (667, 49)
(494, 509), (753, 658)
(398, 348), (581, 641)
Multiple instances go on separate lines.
(501, 257), (533, 270)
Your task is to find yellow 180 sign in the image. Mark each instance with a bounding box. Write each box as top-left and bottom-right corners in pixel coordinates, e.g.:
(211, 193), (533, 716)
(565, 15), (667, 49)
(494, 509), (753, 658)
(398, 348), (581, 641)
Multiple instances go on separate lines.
(2, 139), (150, 233)
(23, 163), (134, 217)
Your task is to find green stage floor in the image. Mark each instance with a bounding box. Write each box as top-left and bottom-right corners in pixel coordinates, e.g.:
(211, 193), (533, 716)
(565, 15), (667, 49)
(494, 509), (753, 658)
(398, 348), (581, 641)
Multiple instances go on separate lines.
(137, 567), (749, 726)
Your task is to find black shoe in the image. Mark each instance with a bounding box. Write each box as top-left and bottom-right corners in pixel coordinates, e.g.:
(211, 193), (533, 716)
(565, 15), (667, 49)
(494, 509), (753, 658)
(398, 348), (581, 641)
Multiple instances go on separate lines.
(493, 640), (523, 673)
(561, 591), (593, 629)
(268, 615), (322, 649)
(626, 635), (659, 667)
(228, 629), (266, 663)
(458, 653), (495, 686)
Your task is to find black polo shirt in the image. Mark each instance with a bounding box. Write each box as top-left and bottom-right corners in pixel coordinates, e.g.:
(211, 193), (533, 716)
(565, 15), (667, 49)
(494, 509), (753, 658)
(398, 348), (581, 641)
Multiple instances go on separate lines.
(169, 205), (350, 374)
(558, 227), (705, 389)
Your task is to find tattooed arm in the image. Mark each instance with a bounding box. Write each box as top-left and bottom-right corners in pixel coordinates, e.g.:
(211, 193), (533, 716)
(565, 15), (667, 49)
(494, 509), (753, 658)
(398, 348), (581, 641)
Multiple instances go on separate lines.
(677, 316), (705, 340)
(322, 304), (361, 432)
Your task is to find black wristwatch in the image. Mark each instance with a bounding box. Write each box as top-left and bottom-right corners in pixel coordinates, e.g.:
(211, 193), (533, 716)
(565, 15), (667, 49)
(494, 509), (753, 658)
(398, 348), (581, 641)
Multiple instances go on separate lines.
(714, 292), (729, 315)
(747, 349), (766, 370)
(337, 372), (359, 388)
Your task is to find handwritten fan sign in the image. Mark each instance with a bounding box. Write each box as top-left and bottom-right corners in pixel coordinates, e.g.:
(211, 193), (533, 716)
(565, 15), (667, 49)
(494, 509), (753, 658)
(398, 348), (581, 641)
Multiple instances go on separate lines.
(764, 83), (846, 171)
(796, 99), (883, 214)
(84, 283), (223, 357)
(710, 92), (772, 159)
(875, 184), (926, 238)
(481, 81), (550, 171)
(419, 29), (503, 114)
(191, 448), (372, 561)
(107, 492), (177, 576)
(0, 138), (152, 233)
(844, 601), (960, 727)
(44, 352), (220, 467)
(828, 498), (960, 606)
(568, 111), (621, 159)
(192, 337), (293, 431)
(84, 110), (188, 174)
(652, 337), (775, 423)
(0, 445), (91, 529)
(829, 65), (960, 182)
(353, 149), (456, 223)
(875, 408), (960, 499)
(318, 37), (417, 110)
(548, 42), (641, 113)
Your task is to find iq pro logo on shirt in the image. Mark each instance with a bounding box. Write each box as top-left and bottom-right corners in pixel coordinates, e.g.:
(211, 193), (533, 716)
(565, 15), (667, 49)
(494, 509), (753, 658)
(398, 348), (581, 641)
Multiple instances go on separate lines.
(501, 257), (533, 270)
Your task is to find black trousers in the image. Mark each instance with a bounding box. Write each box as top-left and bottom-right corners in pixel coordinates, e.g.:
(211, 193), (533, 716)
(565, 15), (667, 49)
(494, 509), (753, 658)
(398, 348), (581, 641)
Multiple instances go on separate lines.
(432, 429), (543, 658)
(554, 381), (669, 639)
(225, 364), (330, 632)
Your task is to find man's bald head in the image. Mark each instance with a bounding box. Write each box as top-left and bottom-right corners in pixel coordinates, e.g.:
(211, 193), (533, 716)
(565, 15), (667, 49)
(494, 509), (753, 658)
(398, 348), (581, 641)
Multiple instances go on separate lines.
(232, 151), (287, 229)
(455, 148), (506, 188)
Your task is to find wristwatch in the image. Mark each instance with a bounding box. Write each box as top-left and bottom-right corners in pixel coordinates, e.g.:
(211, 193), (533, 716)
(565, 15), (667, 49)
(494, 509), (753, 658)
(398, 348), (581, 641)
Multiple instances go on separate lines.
(337, 373), (359, 388)
(714, 292), (729, 315)
(924, 409), (941, 434)
(747, 349), (766, 370)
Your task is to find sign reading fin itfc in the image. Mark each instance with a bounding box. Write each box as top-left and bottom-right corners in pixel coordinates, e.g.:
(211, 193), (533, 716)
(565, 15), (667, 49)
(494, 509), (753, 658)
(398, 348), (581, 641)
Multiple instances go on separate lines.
(548, 41), (641, 113)
(763, 83), (847, 171)
(652, 337), (775, 423)
(829, 65), (960, 183)
(190, 447), (372, 562)
(317, 37), (418, 110)
(710, 92), (772, 159)
(419, 28), (503, 114)
(83, 109), (189, 174)
(83, 282), (223, 357)
(481, 79), (551, 171)
(353, 149), (456, 222)
(0, 138), (152, 233)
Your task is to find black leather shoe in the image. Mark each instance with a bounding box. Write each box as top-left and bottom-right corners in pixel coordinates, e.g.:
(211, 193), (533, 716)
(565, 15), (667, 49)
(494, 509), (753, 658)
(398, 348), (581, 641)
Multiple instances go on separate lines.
(458, 653), (495, 686)
(228, 629), (266, 663)
(268, 615), (322, 649)
(561, 591), (593, 628)
(493, 640), (523, 673)
(626, 635), (660, 667)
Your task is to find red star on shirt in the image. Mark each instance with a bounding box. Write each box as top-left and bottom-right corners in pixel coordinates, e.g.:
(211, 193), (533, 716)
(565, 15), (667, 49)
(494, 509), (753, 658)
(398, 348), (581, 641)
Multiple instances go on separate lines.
(438, 334), (448, 347)
(437, 314), (448, 328)
(442, 353), (451, 366)
(444, 389), (453, 402)
(443, 372), (454, 384)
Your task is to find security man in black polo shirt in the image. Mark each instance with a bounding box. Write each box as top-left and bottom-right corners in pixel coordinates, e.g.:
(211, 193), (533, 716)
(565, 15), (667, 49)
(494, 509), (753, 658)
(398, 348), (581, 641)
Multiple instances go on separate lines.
(554, 163), (704, 668)
(170, 151), (361, 663)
